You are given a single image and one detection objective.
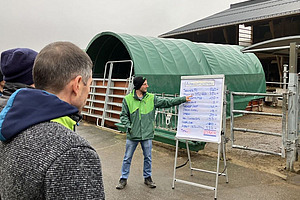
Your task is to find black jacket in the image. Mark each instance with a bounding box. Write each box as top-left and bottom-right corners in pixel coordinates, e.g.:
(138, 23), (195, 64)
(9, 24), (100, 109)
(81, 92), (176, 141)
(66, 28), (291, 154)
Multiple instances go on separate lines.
(0, 82), (32, 112)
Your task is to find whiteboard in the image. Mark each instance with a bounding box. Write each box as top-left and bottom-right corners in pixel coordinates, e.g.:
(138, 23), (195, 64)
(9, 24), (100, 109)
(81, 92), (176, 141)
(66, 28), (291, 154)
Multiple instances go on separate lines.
(176, 75), (224, 144)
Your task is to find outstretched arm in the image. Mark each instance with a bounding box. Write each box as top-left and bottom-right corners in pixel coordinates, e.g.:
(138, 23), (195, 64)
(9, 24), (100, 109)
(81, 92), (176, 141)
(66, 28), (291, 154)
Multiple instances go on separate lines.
(155, 95), (190, 108)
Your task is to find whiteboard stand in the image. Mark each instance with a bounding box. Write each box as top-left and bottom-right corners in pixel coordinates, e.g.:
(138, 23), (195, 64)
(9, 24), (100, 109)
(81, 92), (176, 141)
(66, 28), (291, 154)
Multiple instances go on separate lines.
(172, 130), (228, 200)
(172, 75), (228, 200)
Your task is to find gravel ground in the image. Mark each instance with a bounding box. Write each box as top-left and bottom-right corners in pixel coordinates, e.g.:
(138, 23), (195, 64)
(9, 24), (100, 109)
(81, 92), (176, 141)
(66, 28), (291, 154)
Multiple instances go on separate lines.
(201, 105), (300, 180)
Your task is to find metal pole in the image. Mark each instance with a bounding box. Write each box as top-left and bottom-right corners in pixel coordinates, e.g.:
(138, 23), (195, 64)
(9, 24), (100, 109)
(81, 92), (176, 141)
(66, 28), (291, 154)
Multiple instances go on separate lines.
(127, 61), (134, 94)
(214, 143), (221, 200)
(221, 87), (227, 158)
(282, 92), (287, 158)
(172, 139), (179, 189)
(222, 88), (228, 184)
(286, 42), (298, 171)
(101, 62), (114, 127)
(283, 64), (288, 90)
(230, 92), (235, 146)
(242, 45), (295, 53)
(185, 141), (193, 176)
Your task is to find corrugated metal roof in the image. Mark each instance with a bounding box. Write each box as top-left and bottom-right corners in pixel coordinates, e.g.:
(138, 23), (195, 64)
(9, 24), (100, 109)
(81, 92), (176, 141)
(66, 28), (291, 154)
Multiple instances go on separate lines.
(160, 0), (300, 37)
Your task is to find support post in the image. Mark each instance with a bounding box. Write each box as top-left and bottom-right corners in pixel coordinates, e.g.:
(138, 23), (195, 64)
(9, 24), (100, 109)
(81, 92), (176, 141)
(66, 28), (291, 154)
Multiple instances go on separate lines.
(286, 42), (298, 171)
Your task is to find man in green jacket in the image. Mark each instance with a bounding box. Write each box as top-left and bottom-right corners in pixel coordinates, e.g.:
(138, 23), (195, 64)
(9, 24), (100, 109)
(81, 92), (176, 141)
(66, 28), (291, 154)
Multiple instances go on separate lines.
(116, 76), (191, 189)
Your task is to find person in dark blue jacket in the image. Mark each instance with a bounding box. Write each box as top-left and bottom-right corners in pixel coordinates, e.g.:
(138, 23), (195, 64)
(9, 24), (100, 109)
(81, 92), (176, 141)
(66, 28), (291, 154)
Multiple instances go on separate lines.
(0, 48), (37, 111)
(0, 71), (4, 96)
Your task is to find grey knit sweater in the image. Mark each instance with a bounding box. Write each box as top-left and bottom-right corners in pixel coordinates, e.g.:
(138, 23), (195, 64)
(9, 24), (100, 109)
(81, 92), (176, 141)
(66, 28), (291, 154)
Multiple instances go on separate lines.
(0, 88), (105, 199)
(0, 121), (105, 199)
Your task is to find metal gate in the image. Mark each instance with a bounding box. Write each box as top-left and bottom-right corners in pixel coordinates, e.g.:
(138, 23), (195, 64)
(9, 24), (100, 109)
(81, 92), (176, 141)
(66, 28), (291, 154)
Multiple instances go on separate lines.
(82, 60), (134, 127)
(230, 92), (287, 157)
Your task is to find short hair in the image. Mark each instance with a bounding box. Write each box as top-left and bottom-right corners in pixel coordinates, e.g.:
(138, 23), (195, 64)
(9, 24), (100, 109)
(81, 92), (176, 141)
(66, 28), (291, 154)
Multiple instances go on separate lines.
(33, 41), (92, 93)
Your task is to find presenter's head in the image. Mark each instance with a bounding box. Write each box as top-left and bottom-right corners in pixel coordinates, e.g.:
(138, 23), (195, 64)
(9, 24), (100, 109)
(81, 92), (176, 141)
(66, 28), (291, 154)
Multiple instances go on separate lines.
(133, 76), (148, 93)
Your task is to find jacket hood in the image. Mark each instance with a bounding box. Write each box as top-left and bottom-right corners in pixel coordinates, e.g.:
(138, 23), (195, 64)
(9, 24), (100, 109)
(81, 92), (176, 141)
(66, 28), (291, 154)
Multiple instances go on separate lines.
(0, 88), (79, 141)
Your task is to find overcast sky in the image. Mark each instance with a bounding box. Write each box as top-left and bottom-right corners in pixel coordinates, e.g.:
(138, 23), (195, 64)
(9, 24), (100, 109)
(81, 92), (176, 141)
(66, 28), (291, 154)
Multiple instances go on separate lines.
(0, 0), (243, 52)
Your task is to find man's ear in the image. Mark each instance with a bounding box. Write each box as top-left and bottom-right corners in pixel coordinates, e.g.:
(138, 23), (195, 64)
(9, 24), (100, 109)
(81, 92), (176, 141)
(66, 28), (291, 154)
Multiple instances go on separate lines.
(72, 75), (82, 96)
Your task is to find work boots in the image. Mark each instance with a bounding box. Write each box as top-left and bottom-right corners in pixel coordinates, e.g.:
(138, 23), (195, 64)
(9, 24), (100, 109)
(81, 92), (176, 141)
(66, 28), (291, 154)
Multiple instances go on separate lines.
(144, 176), (156, 188)
(116, 178), (127, 189)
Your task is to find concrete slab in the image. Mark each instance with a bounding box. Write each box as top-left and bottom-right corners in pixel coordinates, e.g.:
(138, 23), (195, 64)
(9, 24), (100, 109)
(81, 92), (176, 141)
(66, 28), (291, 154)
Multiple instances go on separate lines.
(77, 122), (300, 200)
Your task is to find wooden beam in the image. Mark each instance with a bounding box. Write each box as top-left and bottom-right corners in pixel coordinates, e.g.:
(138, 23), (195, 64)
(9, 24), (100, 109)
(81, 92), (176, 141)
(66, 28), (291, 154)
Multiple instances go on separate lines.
(269, 20), (275, 38)
(269, 20), (283, 83)
(222, 28), (229, 43)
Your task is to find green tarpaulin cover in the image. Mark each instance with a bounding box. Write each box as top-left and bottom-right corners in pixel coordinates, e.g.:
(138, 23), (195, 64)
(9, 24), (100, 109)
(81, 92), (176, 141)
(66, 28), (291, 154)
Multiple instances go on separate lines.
(86, 31), (266, 114)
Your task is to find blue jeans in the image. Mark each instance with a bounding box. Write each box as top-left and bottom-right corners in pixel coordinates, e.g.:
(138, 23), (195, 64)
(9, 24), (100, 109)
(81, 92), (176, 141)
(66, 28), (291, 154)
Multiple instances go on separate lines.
(120, 139), (152, 179)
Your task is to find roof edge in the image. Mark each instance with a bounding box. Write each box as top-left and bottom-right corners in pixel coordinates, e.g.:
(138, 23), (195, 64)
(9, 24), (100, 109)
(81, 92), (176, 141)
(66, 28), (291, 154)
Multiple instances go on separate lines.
(159, 10), (300, 38)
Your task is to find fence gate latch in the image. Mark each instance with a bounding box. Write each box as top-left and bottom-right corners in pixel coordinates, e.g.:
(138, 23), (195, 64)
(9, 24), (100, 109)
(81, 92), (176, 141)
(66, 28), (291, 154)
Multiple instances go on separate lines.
(166, 113), (172, 125)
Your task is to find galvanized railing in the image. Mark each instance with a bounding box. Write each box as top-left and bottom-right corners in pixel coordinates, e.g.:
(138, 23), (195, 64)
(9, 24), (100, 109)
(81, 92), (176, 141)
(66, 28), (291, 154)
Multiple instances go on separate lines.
(230, 91), (287, 157)
(154, 93), (180, 133)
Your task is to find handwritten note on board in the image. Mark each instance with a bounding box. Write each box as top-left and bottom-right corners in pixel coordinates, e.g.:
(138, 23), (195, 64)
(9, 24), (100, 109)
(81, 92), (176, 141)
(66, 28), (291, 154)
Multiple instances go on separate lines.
(176, 75), (224, 143)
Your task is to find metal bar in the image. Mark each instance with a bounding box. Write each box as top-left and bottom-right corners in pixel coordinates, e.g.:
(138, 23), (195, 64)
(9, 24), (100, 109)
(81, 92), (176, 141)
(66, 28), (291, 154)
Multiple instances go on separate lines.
(265, 82), (288, 85)
(88, 92), (106, 96)
(156, 110), (178, 116)
(107, 94), (126, 98)
(81, 112), (102, 118)
(221, 88), (226, 157)
(215, 143), (221, 199)
(103, 117), (120, 123)
(127, 61), (134, 94)
(232, 145), (282, 156)
(231, 92), (283, 97)
(84, 106), (104, 112)
(94, 78), (131, 82)
(172, 139), (179, 189)
(107, 102), (122, 107)
(105, 110), (121, 115)
(239, 27), (252, 31)
(239, 34), (251, 38)
(162, 93), (165, 128)
(222, 139), (229, 183)
(222, 87), (229, 183)
(242, 45), (294, 53)
(103, 63), (108, 85)
(232, 110), (282, 116)
(86, 99), (105, 104)
(91, 85), (127, 90)
(283, 64), (288, 91)
(233, 127), (282, 137)
(89, 85), (107, 89)
(191, 168), (226, 176)
(106, 59), (132, 63)
(281, 92), (287, 158)
(286, 42), (299, 171)
(110, 78), (132, 82)
(88, 79), (96, 115)
(185, 141), (193, 176)
(230, 92), (235, 146)
(175, 93), (178, 130)
(101, 62), (114, 127)
(175, 179), (215, 191)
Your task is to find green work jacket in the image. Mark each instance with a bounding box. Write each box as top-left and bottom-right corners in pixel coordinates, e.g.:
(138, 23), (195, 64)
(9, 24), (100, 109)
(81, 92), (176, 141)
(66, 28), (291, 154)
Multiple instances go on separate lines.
(120, 90), (186, 140)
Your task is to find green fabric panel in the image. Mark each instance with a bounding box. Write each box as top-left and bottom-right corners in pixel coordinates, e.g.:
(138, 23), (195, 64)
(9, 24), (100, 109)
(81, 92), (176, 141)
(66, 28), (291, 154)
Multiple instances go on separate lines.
(124, 92), (139, 114)
(86, 32), (266, 117)
(51, 116), (76, 131)
(141, 94), (155, 114)
(124, 92), (155, 115)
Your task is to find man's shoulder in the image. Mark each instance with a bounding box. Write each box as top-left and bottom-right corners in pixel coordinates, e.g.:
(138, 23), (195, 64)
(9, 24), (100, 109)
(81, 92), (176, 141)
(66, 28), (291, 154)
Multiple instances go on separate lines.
(23, 121), (92, 150)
